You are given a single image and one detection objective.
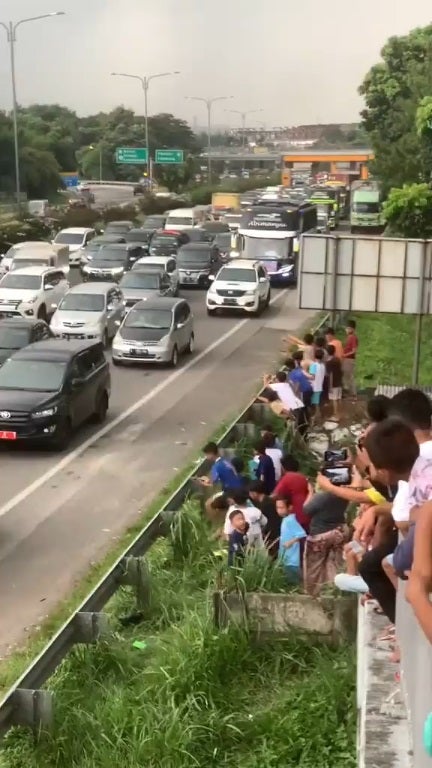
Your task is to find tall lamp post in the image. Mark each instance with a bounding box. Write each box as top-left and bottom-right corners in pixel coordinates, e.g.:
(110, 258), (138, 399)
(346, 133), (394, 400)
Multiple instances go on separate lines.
(0, 12), (65, 208)
(111, 71), (180, 184)
(225, 108), (264, 149)
(185, 95), (233, 183)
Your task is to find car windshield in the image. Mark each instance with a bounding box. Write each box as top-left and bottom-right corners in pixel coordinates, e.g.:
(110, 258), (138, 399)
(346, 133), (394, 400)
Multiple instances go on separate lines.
(178, 249), (210, 265)
(214, 234), (231, 248)
(0, 273), (41, 290)
(125, 308), (172, 330)
(0, 327), (30, 349)
(121, 273), (159, 289)
(144, 217), (165, 228)
(0, 359), (66, 391)
(93, 249), (127, 262)
(217, 267), (256, 282)
(54, 232), (84, 245)
(126, 231), (149, 243)
(167, 217), (192, 226)
(59, 293), (105, 312)
(152, 236), (177, 246)
(353, 202), (380, 213)
(11, 258), (49, 271)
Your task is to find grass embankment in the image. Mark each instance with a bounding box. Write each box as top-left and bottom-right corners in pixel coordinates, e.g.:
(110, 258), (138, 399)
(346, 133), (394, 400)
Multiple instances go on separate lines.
(2, 427), (356, 768)
(344, 313), (432, 388)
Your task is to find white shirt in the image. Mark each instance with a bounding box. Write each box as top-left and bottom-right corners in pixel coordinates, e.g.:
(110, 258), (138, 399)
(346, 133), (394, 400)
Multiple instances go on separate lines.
(269, 382), (303, 411)
(266, 447), (283, 480)
(391, 440), (432, 522)
(223, 504), (267, 536)
(310, 361), (326, 393)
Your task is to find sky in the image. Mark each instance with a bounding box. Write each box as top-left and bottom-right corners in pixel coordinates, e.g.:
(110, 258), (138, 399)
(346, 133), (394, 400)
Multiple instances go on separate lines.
(0, 0), (432, 128)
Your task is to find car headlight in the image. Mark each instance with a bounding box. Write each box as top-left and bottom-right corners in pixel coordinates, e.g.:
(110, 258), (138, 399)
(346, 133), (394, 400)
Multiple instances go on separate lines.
(245, 290), (256, 296)
(32, 405), (57, 419)
(111, 267), (124, 274)
(22, 295), (38, 305)
(82, 264), (90, 272)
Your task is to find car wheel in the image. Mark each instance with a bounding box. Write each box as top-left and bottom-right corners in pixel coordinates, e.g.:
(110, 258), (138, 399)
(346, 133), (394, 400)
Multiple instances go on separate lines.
(50, 417), (72, 451)
(265, 290), (271, 307)
(206, 308), (216, 316)
(112, 358), (121, 367)
(37, 305), (47, 321)
(170, 345), (179, 367)
(186, 333), (195, 354)
(92, 391), (109, 424)
(252, 300), (263, 317)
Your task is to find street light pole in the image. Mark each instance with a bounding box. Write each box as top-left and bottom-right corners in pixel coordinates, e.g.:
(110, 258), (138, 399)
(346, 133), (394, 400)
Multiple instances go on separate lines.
(225, 109), (264, 149)
(185, 96), (233, 183)
(0, 12), (65, 208)
(111, 71), (180, 185)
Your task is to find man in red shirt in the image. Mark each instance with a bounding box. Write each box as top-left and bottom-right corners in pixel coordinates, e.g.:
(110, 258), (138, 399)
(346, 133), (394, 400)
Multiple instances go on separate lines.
(342, 318), (359, 397)
(272, 455), (313, 532)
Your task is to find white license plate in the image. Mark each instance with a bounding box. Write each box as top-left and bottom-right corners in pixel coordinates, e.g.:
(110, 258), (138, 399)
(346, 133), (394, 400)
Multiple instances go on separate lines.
(0, 305), (16, 311)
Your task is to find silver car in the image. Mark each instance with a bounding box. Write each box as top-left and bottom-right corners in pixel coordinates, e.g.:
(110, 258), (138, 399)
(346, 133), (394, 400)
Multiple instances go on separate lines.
(50, 282), (124, 346)
(112, 296), (194, 367)
(118, 269), (174, 310)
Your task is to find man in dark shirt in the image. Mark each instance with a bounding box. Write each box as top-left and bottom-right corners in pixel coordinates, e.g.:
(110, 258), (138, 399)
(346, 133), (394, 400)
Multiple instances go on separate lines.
(254, 440), (276, 495)
(249, 479), (280, 558)
(303, 491), (348, 536)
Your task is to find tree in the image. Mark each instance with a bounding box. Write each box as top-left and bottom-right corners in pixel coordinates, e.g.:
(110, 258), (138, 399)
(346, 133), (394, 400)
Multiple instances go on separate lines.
(382, 183), (432, 238)
(359, 24), (432, 191)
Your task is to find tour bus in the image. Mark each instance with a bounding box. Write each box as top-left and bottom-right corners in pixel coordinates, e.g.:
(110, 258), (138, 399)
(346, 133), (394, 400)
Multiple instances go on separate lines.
(234, 199), (317, 285)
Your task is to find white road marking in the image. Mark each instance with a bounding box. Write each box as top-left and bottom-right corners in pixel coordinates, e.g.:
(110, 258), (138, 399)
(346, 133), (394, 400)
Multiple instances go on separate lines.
(0, 290), (288, 518)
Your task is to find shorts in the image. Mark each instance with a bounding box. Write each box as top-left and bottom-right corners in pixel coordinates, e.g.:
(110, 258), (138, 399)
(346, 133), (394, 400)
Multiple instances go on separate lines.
(329, 387), (342, 401)
(311, 391), (322, 406)
(393, 526), (415, 578)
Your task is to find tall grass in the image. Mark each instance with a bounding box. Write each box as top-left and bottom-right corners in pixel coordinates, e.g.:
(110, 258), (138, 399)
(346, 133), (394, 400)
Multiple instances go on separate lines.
(1, 422), (356, 767)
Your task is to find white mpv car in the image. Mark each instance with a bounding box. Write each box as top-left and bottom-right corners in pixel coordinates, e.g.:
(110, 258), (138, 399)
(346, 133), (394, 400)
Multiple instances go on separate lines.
(206, 259), (271, 316)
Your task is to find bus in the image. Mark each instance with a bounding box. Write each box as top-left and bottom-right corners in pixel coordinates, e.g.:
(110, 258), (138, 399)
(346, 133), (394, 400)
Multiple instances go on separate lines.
(235, 199), (317, 285)
(307, 188), (338, 232)
(350, 180), (383, 234)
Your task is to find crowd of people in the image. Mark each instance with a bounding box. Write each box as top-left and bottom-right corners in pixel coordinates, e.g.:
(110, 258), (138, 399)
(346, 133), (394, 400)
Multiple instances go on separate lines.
(195, 371), (432, 667)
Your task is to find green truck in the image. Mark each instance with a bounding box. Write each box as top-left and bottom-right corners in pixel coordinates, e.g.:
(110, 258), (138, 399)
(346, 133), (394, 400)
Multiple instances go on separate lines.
(350, 181), (383, 234)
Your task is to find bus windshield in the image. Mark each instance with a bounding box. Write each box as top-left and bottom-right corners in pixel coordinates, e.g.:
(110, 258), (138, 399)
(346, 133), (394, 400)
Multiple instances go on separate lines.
(242, 237), (289, 261)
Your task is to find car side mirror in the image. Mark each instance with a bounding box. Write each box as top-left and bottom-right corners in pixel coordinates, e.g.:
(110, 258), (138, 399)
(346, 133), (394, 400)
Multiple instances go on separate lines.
(208, 274), (215, 282)
(259, 277), (267, 283)
(176, 322), (184, 329)
(45, 284), (54, 291)
(107, 303), (115, 312)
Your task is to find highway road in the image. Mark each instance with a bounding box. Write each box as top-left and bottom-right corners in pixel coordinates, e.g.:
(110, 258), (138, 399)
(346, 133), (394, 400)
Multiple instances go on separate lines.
(0, 281), (311, 656)
(89, 184), (136, 210)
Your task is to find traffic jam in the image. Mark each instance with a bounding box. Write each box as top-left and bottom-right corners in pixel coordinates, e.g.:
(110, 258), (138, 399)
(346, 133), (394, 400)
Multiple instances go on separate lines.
(0, 181), (332, 449)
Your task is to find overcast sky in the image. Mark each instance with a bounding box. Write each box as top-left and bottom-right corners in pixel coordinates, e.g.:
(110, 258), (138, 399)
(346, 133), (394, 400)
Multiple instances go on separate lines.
(0, 0), (431, 128)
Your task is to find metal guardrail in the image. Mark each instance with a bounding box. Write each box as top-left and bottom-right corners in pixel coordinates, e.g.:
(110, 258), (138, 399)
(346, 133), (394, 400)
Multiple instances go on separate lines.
(0, 398), (274, 737)
(0, 312), (328, 738)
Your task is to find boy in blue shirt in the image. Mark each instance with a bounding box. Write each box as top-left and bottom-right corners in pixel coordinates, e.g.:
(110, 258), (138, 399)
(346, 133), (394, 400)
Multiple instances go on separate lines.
(199, 442), (243, 492)
(276, 495), (307, 584)
(227, 509), (249, 567)
(284, 355), (313, 411)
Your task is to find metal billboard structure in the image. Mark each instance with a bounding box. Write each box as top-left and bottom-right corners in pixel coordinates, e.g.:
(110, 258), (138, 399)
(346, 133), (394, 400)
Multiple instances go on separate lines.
(298, 234), (432, 383)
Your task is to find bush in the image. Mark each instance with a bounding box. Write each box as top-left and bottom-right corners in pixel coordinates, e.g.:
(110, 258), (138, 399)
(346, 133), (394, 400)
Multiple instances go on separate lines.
(102, 205), (138, 224)
(0, 217), (52, 253)
(56, 207), (101, 230)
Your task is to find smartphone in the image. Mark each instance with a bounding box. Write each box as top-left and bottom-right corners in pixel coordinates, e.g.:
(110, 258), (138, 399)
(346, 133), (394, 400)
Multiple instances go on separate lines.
(324, 448), (348, 464)
(349, 540), (364, 556)
(322, 465), (351, 486)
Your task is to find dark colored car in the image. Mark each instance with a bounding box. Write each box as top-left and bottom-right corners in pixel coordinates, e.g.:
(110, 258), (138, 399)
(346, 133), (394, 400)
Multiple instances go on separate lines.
(201, 221), (230, 235)
(149, 230), (190, 257)
(104, 220), (134, 235)
(92, 235), (127, 245)
(213, 232), (232, 259)
(0, 318), (54, 366)
(140, 215), (167, 237)
(180, 228), (213, 243)
(177, 243), (223, 288)
(0, 339), (110, 449)
(81, 244), (144, 281)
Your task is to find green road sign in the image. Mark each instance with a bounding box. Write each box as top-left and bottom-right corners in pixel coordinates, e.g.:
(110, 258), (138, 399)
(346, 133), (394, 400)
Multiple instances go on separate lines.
(155, 149), (184, 164)
(115, 147), (148, 164)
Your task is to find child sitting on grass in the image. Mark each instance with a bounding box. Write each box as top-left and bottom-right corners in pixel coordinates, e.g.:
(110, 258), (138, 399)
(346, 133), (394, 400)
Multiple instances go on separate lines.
(227, 509), (249, 567)
(276, 495), (307, 584)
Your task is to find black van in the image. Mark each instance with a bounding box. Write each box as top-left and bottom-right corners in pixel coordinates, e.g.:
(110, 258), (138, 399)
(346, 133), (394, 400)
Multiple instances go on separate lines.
(177, 243), (223, 288)
(0, 339), (110, 450)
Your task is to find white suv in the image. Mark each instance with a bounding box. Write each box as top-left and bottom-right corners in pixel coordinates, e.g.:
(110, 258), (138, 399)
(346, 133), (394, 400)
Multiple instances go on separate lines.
(0, 267), (69, 321)
(206, 259), (271, 316)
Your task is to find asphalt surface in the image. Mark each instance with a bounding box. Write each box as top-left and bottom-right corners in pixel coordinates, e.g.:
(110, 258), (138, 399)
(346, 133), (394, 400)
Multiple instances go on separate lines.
(0, 278), (312, 656)
(82, 183), (136, 210)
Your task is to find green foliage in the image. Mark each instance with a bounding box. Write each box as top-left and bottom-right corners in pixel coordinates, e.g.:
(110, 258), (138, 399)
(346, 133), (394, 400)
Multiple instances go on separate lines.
(359, 24), (432, 191)
(2, 500), (356, 768)
(0, 217), (52, 253)
(382, 183), (432, 237)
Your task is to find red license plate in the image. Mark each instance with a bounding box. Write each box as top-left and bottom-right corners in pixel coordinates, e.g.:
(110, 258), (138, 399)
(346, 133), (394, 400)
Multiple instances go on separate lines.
(0, 431), (17, 440)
